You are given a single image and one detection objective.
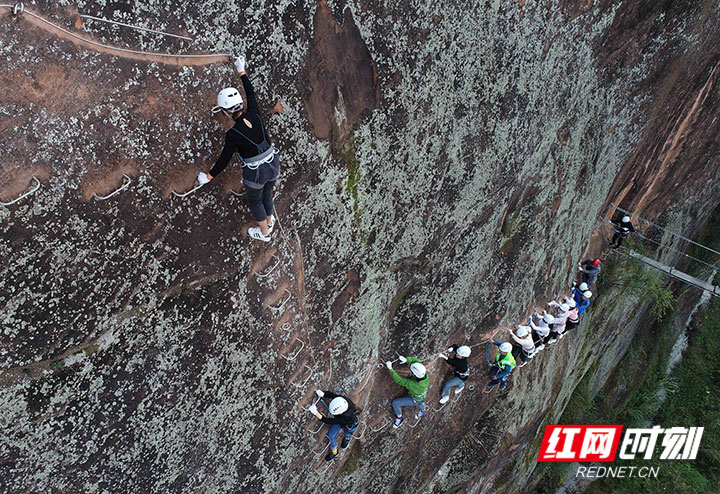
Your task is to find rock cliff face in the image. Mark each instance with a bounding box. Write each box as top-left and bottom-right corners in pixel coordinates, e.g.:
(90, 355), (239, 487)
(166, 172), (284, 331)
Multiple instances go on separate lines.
(1, 1), (719, 493)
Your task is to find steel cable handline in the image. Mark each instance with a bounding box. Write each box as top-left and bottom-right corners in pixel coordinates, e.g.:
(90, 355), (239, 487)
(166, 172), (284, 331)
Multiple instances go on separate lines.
(77, 14), (194, 41)
(1, 4), (230, 60)
(610, 203), (720, 257)
(603, 220), (719, 270)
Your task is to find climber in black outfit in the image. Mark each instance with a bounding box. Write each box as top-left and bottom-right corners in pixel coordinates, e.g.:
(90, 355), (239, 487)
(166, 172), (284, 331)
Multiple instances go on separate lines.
(610, 215), (635, 248)
(199, 55), (280, 243)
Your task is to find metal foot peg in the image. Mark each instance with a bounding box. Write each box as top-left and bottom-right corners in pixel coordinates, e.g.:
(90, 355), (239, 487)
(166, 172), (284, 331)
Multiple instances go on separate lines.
(93, 174), (131, 200)
(171, 182), (204, 198)
(1, 176), (39, 206)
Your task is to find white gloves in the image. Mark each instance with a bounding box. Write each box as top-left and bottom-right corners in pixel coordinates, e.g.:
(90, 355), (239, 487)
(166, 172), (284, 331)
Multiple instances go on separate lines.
(234, 55), (246, 73)
(197, 172), (211, 185)
(438, 353), (447, 360)
(385, 361), (393, 369)
(398, 356), (407, 364)
(315, 390), (324, 398)
(308, 404), (318, 415)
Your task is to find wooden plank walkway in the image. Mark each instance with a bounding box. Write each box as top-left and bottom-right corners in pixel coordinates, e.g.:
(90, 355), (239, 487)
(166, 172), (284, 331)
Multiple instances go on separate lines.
(627, 249), (720, 296)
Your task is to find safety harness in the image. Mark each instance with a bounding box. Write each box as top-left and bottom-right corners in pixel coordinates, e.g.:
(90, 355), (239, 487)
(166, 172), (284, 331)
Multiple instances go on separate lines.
(230, 117), (278, 170)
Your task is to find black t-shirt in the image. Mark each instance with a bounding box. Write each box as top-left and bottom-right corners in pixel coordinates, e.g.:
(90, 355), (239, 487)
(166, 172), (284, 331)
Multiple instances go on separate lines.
(446, 346), (470, 380)
(319, 391), (358, 426)
(616, 220), (635, 238)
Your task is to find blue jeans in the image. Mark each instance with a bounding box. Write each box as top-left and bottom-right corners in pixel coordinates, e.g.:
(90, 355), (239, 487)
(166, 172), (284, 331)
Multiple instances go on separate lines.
(441, 377), (466, 398)
(392, 396), (426, 417)
(327, 419), (358, 450)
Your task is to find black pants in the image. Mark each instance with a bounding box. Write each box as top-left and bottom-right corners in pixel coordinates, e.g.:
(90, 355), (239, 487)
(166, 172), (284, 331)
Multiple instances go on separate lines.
(545, 330), (562, 343)
(611, 233), (625, 247)
(512, 344), (532, 363)
(246, 181), (275, 222)
(512, 344), (525, 363)
(532, 331), (546, 346)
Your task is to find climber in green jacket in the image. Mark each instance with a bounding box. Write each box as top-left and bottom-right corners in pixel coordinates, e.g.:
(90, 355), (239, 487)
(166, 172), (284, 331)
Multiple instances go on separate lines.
(386, 356), (429, 428)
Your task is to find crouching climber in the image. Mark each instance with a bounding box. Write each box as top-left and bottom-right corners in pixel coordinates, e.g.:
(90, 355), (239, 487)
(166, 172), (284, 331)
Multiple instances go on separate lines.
(563, 298), (580, 334)
(578, 258), (602, 286)
(438, 345), (471, 404)
(572, 286), (592, 316)
(485, 341), (516, 392)
(509, 325), (535, 367)
(308, 390), (359, 462)
(199, 55), (280, 243)
(545, 301), (570, 345)
(386, 356), (429, 428)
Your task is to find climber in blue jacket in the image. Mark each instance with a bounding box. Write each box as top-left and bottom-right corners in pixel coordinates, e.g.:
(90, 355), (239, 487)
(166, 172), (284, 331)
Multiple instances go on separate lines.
(572, 288), (592, 316)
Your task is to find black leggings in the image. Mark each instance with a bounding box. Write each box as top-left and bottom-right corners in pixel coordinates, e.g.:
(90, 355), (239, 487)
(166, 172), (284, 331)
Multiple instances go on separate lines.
(246, 181), (275, 222)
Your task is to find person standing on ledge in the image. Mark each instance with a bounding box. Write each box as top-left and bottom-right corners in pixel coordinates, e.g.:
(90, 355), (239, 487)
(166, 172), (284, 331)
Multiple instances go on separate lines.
(386, 356), (429, 428)
(199, 55), (280, 243)
(610, 215), (635, 248)
(437, 345), (471, 404)
(308, 390), (359, 462)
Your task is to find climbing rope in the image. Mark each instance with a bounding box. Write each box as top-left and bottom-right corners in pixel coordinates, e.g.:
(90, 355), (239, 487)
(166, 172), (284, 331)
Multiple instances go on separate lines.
(1, 4), (230, 62)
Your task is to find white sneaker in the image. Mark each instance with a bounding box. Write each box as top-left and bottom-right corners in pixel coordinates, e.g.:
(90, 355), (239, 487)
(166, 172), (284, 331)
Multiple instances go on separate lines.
(439, 395), (450, 404)
(267, 216), (275, 234)
(536, 344), (545, 351)
(454, 387), (463, 395)
(248, 227), (271, 243)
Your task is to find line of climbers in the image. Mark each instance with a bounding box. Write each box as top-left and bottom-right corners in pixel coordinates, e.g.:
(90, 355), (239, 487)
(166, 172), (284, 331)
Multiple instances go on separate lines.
(303, 257), (601, 461)
(490, 257), (600, 391)
(201, 55), (609, 464)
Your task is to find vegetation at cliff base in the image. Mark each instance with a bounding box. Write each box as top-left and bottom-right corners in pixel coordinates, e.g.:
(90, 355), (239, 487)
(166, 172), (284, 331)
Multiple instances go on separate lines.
(584, 296), (720, 494)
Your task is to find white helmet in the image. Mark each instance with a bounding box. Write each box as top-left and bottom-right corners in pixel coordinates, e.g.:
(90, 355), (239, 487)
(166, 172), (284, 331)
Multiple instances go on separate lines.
(329, 397), (348, 415)
(517, 325), (530, 338)
(566, 298), (577, 308)
(217, 87), (243, 112)
(622, 216), (631, 223)
(578, 282), (589, 291)
(543, 314), (555, 324)
(499, 342), (512, 353)
(410, 362), (426, 379)
(559, 303), (569, 313)
(457, 346), (471, 358)
(583, 291), (592, 298)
